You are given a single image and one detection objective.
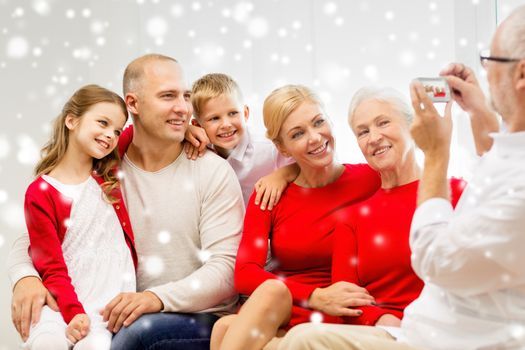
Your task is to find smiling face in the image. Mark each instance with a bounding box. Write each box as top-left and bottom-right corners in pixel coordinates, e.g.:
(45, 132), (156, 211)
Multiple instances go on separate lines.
(276, 101), (335, 171)
(67, 102), (127, 159)
(131, 60), (192, 145)
(351, 99), (413, 173)
(197, 93), (248, 155)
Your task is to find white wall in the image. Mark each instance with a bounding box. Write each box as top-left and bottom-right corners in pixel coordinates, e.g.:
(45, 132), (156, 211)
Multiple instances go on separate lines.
(0, 0), (523, 347)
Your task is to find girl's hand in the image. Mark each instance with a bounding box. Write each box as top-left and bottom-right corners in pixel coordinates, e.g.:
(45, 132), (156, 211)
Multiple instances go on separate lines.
(308, 281), (375, 317)
(66, 313), (90, 344)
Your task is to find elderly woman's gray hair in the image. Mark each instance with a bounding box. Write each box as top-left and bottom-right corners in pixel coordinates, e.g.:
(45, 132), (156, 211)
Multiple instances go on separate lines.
(348, 87), (414, 127)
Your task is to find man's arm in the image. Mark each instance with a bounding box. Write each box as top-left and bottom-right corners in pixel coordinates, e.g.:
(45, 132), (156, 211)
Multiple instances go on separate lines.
(409, 80), (453, 205)
(7, 233), (58, 341)
(440, 63), (500, 155)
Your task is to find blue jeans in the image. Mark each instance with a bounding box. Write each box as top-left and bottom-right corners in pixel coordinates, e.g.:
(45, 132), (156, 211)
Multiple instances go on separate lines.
(110, 312), (219, 350)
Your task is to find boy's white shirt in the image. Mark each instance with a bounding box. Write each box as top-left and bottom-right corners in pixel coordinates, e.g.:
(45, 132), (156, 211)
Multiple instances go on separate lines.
(217, 127), (292, 207)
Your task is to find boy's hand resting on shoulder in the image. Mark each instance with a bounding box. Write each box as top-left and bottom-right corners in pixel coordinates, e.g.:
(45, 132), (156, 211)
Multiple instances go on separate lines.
(184, 124), (210, 160)
(254, 163), (299, 210)
(67, 313), (90, 344)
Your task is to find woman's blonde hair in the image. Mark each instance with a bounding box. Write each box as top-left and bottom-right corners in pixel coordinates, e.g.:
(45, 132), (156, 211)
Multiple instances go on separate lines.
(35, 84), (128, 202)
(263, 84), (323, 143)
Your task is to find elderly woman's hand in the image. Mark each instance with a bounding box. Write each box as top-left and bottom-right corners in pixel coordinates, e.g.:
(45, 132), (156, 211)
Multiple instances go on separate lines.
(307, 281), (375, 317)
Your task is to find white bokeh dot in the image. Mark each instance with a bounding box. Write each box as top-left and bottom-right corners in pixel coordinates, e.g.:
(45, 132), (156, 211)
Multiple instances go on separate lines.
(310, 312), (324, 324)
(384, 11), (395, 21)
(248, 17), (269, 38)
(147, 17), (168, 38)
(65, 9), (75, 19)
(157, 230), (171, 244)
(145, 256), (164, 277)
(198, 249), (212, 262)
(364, 65), (378, 81)
(0, 136), (10, 159)
(16, 134), (39, 165)
(323, 2), (337, 15)
(32, 0), (51, 16)
(0, 234), (4, 248)
(170, 4), (184, 17)
(82, 8), (91, 18)
(7, 36), (30, 59)
(0, 190), (8, 204)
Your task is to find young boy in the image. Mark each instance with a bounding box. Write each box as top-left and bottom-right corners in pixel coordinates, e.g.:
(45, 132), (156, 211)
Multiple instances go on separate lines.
(188, 73), (297, 209)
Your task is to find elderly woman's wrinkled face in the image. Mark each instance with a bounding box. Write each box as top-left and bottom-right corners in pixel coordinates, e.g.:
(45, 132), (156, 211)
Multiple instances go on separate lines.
(277, 101), (335, 170)
(351, 99), (413, 173)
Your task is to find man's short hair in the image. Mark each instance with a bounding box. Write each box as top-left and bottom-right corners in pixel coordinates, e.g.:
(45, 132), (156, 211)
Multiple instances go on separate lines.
(191, 73), (244, 119)
(123, 54), (178, 96)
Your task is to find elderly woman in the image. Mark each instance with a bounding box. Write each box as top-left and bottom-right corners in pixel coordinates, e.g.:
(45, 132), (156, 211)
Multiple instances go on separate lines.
(331, 87), (465, 328)
(210, 85), (381, 350)
(277, 87), (466, 349)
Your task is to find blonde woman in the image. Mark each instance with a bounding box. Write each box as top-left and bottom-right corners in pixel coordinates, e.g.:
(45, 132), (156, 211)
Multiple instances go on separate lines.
(211, 85), (381, 350)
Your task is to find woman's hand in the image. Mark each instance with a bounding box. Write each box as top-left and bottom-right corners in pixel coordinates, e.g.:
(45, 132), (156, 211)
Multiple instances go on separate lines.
(308, 281), (375, 317)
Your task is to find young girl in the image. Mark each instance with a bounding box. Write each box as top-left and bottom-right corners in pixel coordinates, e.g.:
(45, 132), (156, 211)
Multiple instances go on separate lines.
(23, 85), (138, 350)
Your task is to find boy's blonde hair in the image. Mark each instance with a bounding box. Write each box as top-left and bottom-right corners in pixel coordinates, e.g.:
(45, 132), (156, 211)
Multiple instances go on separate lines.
(263, 84), (323, 144)
(191, 73), (244, 119)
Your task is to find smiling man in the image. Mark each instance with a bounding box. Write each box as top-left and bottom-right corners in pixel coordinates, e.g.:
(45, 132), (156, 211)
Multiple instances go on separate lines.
(9, 54), (245, 350)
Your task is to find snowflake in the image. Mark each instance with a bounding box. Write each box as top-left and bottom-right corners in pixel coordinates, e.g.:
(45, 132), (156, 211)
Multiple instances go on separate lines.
(17, 134), (40, 165)
(0, 136), (10, 159)
(147, 17), (168, 38)
(65, 9), (75, 19)
(232, 2), (253, 22)
(247, 17), (268, 38)
(0, 190), (7, 204)
(191, 278), (201, 290)
(323, 2), (337, 16)
(363, 65), (378, 82)
(384, 11), (395, 21)
(198, 249), (212, 262)
(310, 311), (323, 324)
(250, 328), (261, 338)
(7, 36), (30, 59)
(32, 0), (51, 16)
(399, 50), (415, 66)
(171, 4), (184, 17)
(82, 8), (92, 18)
(145, 256), (164, 277)
(157, 230), (171, 244)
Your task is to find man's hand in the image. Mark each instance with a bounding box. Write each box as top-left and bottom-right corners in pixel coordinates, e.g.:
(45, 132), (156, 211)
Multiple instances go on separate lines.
(409, 80), (453, 205)
(440, 63), (486, 114)
(11, 276), (58, 341)
(101, 291), (163, 333)
(375, 313), (401, 327)
(184, 124), (209, 159)
(308, 281), (375, 317)
(66, 313), (90, 344)
(440, 63), (499, 155)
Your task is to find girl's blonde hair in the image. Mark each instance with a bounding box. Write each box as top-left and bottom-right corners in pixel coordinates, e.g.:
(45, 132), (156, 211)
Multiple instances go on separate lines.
(263, 84), (323, 144)
(35, 84), (128, 202)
